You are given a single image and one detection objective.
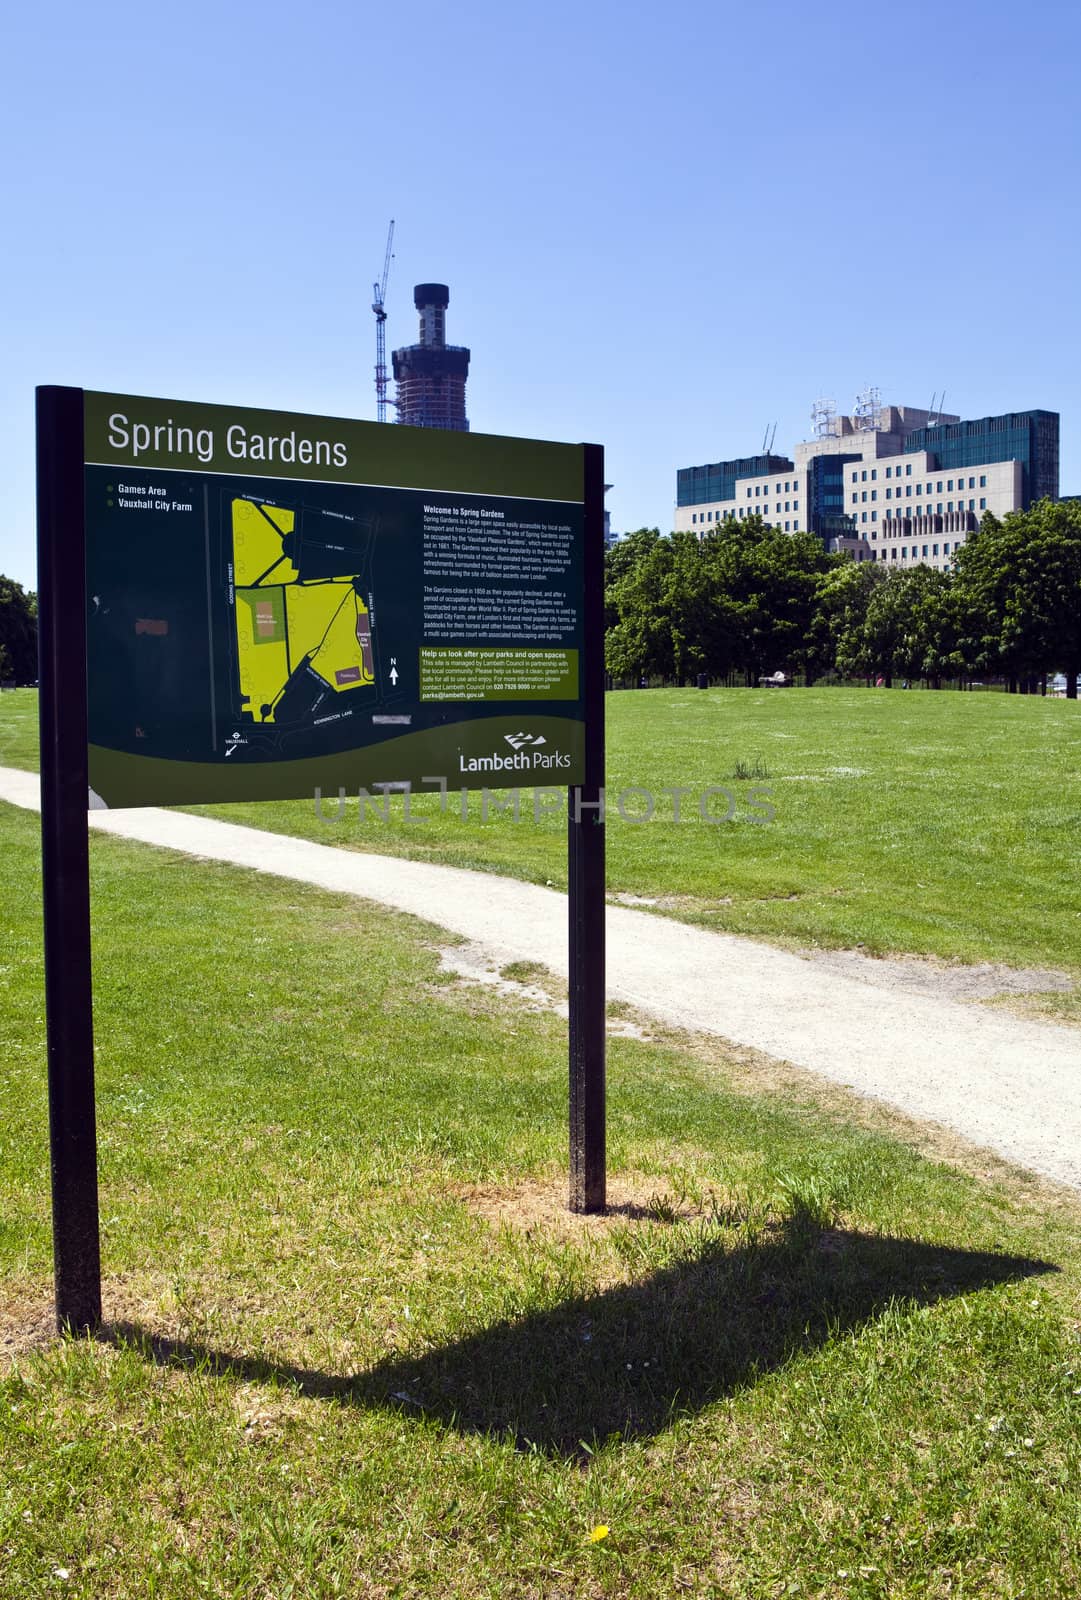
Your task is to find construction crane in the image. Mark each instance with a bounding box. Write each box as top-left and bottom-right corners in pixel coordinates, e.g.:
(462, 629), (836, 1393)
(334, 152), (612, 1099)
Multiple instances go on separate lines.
(372, 220), (395, 422)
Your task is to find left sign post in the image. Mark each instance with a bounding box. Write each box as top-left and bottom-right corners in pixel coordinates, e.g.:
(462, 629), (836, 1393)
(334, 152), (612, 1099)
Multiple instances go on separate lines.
(36, 386), (102, 1333)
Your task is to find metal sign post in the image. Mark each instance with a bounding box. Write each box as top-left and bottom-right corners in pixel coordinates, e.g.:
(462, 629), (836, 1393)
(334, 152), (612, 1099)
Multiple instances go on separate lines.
(36, 386), (102, 1332)
(568, 443), (606, 1213)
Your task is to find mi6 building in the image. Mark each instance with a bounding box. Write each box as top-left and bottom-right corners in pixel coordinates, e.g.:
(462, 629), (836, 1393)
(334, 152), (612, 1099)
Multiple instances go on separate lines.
(675, 396), (1060, 570)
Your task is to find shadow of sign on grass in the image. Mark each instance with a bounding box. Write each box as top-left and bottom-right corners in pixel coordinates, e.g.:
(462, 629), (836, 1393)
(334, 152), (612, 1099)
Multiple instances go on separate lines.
(108, 1216), (1054, 1458)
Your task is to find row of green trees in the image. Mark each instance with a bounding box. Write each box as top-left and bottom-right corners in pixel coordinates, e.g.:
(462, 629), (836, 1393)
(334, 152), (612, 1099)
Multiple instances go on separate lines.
(605, 499), (1081, 696)
(0, 577), (37, 683)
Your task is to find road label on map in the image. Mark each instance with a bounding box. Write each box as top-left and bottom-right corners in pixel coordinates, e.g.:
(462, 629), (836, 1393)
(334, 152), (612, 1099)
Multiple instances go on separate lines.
(80, 392), (588, 807)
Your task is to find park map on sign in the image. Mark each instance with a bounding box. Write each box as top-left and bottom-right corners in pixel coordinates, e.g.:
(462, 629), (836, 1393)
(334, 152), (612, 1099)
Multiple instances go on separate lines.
(229, 495), (375, 739)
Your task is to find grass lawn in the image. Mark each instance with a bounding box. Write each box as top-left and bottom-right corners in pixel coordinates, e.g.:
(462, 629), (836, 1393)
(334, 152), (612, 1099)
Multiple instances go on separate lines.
(5, 685), (1080, 974)
(3, 797), (1081, 1596)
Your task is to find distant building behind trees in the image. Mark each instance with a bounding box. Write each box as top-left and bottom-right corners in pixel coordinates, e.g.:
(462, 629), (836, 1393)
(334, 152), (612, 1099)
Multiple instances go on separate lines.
(606, 498), (1081, 698)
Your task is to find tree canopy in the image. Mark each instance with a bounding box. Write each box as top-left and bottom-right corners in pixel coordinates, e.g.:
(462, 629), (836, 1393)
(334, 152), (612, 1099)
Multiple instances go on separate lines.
(605, 517), (839, 684)
(0, 577), (37, 684)
(605, 500), (1081, 693)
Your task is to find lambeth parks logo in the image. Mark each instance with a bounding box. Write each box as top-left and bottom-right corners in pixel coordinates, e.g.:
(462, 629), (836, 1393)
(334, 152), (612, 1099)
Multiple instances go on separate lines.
(459, 731), (571, 775)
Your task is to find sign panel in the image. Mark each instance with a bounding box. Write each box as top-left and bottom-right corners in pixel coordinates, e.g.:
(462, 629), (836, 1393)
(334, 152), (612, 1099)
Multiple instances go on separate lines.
(82, 392), (587, 806)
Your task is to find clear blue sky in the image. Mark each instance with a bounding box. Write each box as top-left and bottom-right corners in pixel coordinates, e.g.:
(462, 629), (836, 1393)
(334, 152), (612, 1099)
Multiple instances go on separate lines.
(4, 0), (1079, 589)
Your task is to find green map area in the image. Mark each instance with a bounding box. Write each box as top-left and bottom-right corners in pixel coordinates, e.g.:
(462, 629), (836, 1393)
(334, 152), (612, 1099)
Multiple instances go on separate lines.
(231, 497), (374, 724)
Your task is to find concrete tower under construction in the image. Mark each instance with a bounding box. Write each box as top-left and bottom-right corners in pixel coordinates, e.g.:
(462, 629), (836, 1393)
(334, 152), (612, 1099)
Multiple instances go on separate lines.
(392, 283), (470, 431)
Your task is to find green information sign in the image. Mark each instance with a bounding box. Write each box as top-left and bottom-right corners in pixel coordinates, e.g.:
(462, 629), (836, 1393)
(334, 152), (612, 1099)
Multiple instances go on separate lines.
(82, 391), (588, 806)
(37, 387), (605, 1333)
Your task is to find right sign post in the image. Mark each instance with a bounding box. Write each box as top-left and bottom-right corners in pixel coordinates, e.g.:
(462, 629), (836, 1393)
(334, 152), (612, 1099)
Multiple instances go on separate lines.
(568, 442), (607, 1212)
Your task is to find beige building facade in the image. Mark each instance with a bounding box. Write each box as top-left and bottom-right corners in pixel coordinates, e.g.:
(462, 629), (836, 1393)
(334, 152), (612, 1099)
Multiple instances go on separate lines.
(675, 401), (1057, 572)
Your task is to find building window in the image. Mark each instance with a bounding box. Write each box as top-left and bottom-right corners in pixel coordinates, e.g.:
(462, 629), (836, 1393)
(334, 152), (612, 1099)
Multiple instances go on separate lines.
(979, 475), (987, 487)
(906, 485), (912, 497)
(793, 501), (798, 511)
(871, 469), (877, 480)
(947, 501), (953, 513)
(922, 545), (929, 556)
(947, 479), (954, 492)
(937, 504), (943, 515)
(886, 488), (891, 499)
(861, 512), (867, 523)
(967, 499), (974, 511)
(784, 520), (790, 531)
(943, 542), (950, 553)
(871, 511), (877, 521)
(861, 470), (867, 481)
(891, 548), (897, 560)
(933, 544), (939, 555)
(784, 501), (790, 512)
(979, 497), (986, 510)
(852, 472), (858, 484)
(747, 488), (752, 498)
(793, 521), (799, 530)
(692, 513), (697, 524)
(916, 484), (922, 495)
(906, 464), (912, 475)
(871, 490), (877, 501)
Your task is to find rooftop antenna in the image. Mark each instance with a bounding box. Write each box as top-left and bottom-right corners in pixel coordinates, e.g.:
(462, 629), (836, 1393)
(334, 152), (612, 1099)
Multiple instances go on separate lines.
(811, 398), (837, 439)
(761, 421), (777, 453)
(372, 219), (395, 422)
(854, 385), (881, 431)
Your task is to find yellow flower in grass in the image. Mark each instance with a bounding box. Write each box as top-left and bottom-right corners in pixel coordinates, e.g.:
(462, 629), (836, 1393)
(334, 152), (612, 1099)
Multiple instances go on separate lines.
(588, 1524), (609, 1543)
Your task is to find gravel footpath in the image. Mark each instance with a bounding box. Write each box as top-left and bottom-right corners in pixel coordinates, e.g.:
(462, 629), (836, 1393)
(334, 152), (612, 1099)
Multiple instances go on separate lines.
(4, 765), (1080, 1190)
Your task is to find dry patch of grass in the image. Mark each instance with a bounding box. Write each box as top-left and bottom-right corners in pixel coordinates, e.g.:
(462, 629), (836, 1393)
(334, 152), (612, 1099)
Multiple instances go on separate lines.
(457, 1173), (717, 1244)
(0, 1285), (54, 1366)
(982, 987), (1081, 1029)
